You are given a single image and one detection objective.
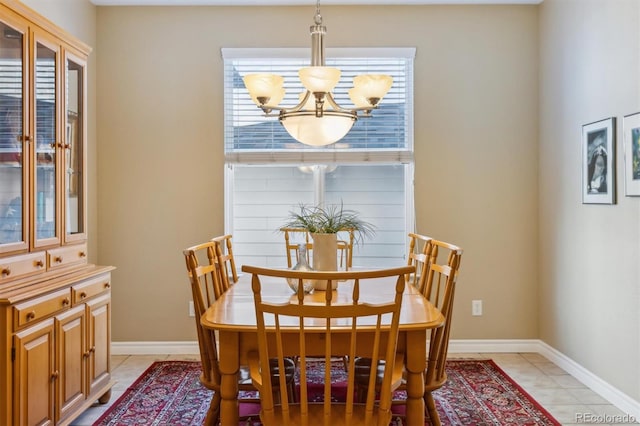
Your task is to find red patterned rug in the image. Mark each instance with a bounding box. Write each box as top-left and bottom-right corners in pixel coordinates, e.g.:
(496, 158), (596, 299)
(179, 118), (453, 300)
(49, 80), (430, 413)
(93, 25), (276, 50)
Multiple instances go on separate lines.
(93, 359), (560, 425)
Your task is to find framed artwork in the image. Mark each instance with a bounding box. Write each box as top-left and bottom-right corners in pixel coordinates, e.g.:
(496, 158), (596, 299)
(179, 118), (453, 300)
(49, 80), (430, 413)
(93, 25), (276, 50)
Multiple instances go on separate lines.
(623, 112), (640, 196)
(582, 117), (615, 204)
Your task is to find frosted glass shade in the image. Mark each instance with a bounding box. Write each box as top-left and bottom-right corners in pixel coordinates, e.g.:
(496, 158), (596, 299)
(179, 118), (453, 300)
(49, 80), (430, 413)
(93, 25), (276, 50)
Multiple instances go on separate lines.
(352, 74), (393, 100)
(282, 115), (354, 146)
(347, 87), (370, 108)
(299, 66), (341, 93)
(243, 74), (284, 106)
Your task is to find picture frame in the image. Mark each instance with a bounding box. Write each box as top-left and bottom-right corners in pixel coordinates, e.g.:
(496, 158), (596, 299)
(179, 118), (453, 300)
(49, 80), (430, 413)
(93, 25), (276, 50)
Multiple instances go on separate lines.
(582, 117), (615, 204)
(623, 112), (640, 196)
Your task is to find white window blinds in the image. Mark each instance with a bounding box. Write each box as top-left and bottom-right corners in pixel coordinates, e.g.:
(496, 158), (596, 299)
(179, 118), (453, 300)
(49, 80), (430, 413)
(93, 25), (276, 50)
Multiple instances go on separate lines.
(222, 47), (415, 162)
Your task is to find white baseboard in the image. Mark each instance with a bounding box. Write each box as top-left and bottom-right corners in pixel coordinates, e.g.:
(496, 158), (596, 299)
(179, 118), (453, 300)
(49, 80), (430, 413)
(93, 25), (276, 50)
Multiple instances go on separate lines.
(112, 339), (640, 420)
(112, 341), (199, 355)
(537, 341), (640, 422)
(448, 338), (640, 421)
(448, 338), (541, 353)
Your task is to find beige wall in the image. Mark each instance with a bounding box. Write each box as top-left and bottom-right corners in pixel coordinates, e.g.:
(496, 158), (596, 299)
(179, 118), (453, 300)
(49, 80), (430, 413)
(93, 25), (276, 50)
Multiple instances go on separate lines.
(93, 4), (539, 342)
(539, 0), (640, 401)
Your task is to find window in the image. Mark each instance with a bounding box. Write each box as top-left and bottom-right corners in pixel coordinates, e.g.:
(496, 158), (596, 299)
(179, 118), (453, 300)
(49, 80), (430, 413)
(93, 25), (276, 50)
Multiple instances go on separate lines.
(223, 47), (415, 268)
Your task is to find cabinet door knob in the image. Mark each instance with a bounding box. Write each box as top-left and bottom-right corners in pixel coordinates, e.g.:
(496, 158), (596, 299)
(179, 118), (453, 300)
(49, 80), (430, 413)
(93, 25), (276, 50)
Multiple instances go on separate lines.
(34, 260), (44, 268)
(54, 256), (63, 263)
(62, 298), (70, 306)
(104, 283), (111, 289)
(79, 251), (86, 258)
(1, 268), (10, 277)
(79, 292), (87, 299)
(51, 370), (59, 380)
(26, 311), (36, 321)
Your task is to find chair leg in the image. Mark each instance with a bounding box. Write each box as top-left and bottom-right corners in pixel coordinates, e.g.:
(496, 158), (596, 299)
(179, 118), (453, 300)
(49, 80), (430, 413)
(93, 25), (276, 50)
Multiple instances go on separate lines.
(204, 392), (221, 426)
(287, 380), (297, 403)
(424, 392), (441, 426)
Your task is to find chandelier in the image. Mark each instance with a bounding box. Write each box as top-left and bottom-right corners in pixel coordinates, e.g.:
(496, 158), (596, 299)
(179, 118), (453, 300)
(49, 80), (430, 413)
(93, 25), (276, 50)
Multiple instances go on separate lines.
(242, 1), (393, 147)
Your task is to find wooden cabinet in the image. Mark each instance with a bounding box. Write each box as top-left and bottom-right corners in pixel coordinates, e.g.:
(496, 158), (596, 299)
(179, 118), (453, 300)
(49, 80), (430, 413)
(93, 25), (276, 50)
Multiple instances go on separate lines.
(0, 0), (88, 255)
(0, 1), (114, 425)
(4, 267), (114, 426)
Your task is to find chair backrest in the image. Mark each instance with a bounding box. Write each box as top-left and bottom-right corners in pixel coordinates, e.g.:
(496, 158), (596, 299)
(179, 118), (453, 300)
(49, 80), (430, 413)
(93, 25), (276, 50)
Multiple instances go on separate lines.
(406, 233), (433, 292)
(182, 241), (223, 389)
(281, 227), (354, 270)
(281, 227), (312, 268)
(422, 239), (463, 392)
(212, 234), (238, 291)
(244, 265), (413, 426)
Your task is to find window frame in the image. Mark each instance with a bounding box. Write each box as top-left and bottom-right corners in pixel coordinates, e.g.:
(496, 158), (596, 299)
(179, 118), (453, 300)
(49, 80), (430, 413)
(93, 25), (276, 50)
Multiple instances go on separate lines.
(222, 47), (416, 267)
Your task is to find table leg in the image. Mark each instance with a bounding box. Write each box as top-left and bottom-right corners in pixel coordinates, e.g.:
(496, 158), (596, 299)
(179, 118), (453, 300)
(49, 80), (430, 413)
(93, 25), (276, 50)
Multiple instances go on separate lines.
(405, 330), (426, 425)
(218, 331), (239, 426)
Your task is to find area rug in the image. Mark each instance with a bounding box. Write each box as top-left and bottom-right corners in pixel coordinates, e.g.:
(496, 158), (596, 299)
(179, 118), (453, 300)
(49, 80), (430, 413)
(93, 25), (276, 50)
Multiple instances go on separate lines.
(93, 359), (560, 425)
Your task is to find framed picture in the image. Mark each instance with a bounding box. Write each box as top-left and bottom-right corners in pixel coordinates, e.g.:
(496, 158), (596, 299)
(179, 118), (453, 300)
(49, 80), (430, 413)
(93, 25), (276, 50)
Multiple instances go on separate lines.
(582, 117), (615, 204)
(623, 112), (640, 196)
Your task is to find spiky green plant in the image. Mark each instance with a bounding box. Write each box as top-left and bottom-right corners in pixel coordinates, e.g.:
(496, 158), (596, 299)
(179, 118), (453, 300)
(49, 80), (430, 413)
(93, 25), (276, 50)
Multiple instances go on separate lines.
(281, 202), (375, 243)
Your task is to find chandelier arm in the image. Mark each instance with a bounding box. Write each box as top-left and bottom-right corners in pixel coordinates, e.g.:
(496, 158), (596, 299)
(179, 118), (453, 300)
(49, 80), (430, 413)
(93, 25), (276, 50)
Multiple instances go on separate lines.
(324, 93), (361, 114)
(258, 90), (313, 116)
(279, 109), (357, 121)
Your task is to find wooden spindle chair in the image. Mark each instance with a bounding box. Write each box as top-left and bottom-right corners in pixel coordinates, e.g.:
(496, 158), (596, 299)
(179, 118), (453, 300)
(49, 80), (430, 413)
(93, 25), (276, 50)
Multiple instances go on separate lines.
(243, 265), (412, 426)
(281, 227), (354, 270)
(353, 237), (463, 425)
(211, 234), (238, 293)
(406, 232), (434, 292)
(183, 242), (296, 425)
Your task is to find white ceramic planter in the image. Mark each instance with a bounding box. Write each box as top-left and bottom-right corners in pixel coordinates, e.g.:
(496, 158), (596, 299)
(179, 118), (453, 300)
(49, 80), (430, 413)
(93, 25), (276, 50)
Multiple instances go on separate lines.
(311, 233), (338, 290)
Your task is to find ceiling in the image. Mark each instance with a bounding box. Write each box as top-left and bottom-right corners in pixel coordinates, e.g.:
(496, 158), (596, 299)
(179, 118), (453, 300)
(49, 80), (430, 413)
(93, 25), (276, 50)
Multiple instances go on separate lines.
(90, 0), (542, 5)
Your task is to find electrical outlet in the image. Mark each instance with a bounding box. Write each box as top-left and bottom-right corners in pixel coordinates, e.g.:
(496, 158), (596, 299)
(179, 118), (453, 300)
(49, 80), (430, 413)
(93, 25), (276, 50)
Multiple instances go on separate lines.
(188, 301), (195, 317)
(472, 300), (482, 316)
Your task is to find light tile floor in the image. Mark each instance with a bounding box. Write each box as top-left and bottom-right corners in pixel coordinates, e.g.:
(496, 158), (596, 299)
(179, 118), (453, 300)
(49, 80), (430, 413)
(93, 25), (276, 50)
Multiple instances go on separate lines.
(70, 353), (638, 426)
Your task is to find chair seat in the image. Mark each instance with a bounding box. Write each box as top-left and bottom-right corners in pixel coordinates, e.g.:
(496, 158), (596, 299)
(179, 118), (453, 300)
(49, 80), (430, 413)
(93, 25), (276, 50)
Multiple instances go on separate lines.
(259, 403), (391, 426)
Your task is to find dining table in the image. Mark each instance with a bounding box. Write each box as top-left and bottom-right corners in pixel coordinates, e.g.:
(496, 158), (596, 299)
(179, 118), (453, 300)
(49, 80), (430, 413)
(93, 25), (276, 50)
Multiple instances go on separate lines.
(200, 267), (445, 426)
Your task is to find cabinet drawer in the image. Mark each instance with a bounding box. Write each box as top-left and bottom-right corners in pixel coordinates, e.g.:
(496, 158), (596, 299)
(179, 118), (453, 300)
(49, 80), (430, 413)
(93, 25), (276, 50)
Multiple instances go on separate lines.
(72, 277), (111, 304)
(47, 244), (88, 270)
(0, 252), (47, 284)
(13, 288), (72, 329)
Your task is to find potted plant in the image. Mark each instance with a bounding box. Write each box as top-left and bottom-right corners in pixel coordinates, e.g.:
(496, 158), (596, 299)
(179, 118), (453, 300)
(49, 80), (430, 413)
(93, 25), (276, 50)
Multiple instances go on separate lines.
(280, 203), (375, 288)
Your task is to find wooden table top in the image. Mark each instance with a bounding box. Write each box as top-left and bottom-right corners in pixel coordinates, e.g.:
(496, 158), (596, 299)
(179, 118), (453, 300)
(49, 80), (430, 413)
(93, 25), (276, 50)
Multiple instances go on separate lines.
(201, 270), (445, 332)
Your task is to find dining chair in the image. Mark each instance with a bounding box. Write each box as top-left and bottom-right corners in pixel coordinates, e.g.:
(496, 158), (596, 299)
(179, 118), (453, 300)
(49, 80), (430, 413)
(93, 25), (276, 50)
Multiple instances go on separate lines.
(243, 265), (413, 426)
(211, 234), (238, 292)
(354, 239), (463, 426)
(183, 242), (297, 425)
(281, 227), (354, 270)
(406, 232), (433, 292)
(419, 239), (463, 425)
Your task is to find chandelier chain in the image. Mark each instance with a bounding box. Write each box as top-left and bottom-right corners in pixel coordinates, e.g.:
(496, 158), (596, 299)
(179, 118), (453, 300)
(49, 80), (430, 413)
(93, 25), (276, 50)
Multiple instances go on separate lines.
(314, 0), (322, 25)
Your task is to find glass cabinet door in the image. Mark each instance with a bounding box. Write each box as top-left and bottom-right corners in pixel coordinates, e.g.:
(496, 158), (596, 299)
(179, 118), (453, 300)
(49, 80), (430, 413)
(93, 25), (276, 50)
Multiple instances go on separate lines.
(64, 54), (86, 242)
(0, 16), (28, 253)
(33, 37), (59, 247)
